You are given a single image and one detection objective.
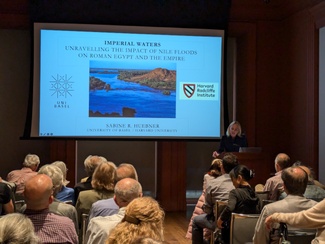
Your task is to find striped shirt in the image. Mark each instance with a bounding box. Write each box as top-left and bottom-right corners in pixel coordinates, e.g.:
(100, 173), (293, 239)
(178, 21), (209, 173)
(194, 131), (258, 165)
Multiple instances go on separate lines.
(24, 208), (78, 244)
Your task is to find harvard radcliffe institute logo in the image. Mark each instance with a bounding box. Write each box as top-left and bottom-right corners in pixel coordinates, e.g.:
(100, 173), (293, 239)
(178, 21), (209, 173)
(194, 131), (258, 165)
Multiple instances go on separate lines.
(183, 84), (196, 98)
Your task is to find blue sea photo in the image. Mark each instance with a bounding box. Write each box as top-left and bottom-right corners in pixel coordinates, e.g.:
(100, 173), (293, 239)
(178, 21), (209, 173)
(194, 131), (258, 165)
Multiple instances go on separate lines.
(89, 62), (176, 118)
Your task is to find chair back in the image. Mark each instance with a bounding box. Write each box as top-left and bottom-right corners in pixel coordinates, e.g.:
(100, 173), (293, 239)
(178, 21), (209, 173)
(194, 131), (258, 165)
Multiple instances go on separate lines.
(287, 227), (316, 244)
(14, 200), (25, 212)
(271, 223), (316, 244)
(209, 200), (228, 244)
(256, 191), (269, 201)
(262, 199), (275, 208)
(230, 213), (260, 244)
(214, 200), (228, 219)
(81, 213), (89, 244)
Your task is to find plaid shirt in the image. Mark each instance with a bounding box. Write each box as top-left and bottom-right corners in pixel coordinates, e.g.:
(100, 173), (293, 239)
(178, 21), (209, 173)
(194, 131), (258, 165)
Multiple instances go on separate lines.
(6, 167), (37, 194)
(25, 208), (78, 244)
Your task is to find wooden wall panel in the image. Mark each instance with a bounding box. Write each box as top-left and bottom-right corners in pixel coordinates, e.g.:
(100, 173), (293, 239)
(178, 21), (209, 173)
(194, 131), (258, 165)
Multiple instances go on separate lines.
(50, 140), (76, 187)
(228, 22), (257, 146)
(157, 141), (186, 211)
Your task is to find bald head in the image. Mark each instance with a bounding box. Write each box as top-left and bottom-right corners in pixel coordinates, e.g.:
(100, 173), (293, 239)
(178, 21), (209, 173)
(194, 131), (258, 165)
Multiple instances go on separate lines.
(298, 166), (312, 182)
(115, 163), (138, 183)
(281, 166), (308, 195)
(275, 153), (291, 171)
(24, 174), (53, 210)
(114, 178), (142, 207)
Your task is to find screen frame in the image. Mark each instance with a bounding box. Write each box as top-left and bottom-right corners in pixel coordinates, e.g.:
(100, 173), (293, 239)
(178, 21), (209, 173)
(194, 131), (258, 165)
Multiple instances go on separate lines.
(29, 22), (225, 140)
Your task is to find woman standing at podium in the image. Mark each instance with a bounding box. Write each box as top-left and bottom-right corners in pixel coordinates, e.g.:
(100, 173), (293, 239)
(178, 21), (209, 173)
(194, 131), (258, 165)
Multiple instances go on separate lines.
(212, 121), (248, 158)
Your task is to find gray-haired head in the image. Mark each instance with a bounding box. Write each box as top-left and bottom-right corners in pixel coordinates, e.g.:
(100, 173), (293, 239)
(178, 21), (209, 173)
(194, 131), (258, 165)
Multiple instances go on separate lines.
(52, 161), (69, 186)
(114, 178), (142, 207)
(22, 154), (40, 170)
(38, 164), (63, 196)
(0, 213), (39, 244)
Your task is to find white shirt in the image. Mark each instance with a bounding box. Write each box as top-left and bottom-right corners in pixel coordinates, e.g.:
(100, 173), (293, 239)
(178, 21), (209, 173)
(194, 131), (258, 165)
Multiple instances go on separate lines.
(85, 207), (125, 244)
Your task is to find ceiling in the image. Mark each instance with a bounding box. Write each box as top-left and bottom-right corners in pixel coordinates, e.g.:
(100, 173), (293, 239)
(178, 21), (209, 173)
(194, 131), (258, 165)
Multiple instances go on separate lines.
(0, 0), (323, 29)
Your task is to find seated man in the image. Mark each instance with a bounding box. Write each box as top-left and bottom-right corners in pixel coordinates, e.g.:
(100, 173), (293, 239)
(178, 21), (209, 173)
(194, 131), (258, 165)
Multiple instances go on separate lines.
(23, 174), (78, 244)
(280, 164), (325, 200)
(19, 164), (79, 233)
(39, 164), (79, 233)
(253, 166), (318, 244)
(87, 163), (139, 223)
(263, 153), (291, 200)
(6, 154), (40, 195)
(85, 178), (142, 244)
(192, 153), (239, 244)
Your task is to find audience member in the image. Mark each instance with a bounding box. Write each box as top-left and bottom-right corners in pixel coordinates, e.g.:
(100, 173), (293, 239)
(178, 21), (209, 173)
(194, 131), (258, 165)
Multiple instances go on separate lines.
(290, 162), (325, 200)
(265, 198), (325, 244)
(294, 161), (325, 191)
(114, 163), (139, 183)
(6, 153), (40, 194)
(263, 153), (291, 200)
(186, 158), (222, 240)
(85, 178), (143, 244)
(52, 160), (75, 204)
(253, 166), (318, 244)
(212, 121), (248, 158)
(37, 164), (79, 233)
(217, 165), (261, 243)
(0, 212), (39, 244)
(76, 161), (116, 225)
(0, 180), (14, 215)
(23, 174), (78, 243)
(88, 162), (139, 223)
(74, 155), (107, 203)
(106, 196), (165, 244)
(192, 153), (239, 244)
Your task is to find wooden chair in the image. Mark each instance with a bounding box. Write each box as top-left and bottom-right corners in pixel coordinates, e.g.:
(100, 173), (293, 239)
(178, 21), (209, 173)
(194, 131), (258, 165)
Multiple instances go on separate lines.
(229, 213), (260, 244)
(210, 200), (228, 244)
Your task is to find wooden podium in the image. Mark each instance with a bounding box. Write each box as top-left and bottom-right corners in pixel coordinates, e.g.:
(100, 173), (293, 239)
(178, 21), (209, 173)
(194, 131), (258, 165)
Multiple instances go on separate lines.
(219, 152), (273, 188)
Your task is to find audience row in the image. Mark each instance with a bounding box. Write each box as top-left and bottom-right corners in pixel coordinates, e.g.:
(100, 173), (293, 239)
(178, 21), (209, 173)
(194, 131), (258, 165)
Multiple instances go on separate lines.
(189, 151), (325, 244)
(0, 154), (164, 244)
(1, 149), (325, 244)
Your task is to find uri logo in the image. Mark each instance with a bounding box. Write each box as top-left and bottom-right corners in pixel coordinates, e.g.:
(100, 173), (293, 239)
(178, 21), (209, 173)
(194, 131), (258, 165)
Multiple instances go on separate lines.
(50, 74), (74, 98)
(183, 84), (196, 98)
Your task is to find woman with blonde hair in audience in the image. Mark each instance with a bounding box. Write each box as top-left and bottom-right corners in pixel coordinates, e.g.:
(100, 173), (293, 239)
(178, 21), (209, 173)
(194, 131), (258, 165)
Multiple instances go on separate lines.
(106, 196), (165, 244)
(76, 161), (116, 225)
(0, 212), (39, 244)
(185, 158), (222, 240)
